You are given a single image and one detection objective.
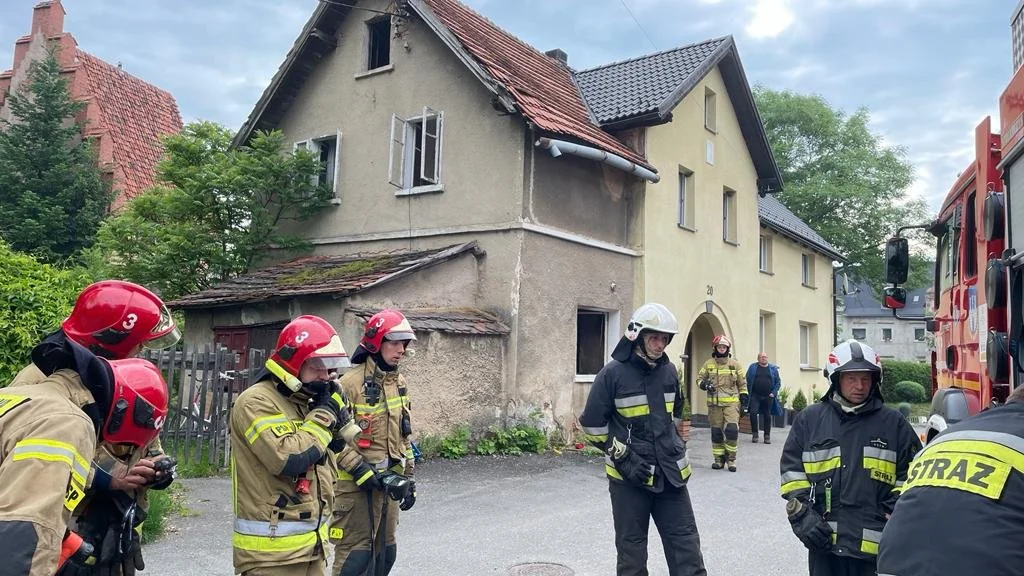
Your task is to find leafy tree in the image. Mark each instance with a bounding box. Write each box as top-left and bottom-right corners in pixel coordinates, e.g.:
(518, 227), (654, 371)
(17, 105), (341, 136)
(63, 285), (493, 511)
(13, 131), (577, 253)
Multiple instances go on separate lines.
(0, 49), (112, 264)
(90, 121), (331, 300)
(0, 240), (92, 384)
(754, 87), (932, 290)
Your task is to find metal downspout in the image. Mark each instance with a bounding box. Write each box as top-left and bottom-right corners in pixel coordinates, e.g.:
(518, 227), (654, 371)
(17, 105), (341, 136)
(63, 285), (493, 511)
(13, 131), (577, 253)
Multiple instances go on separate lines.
(534, 137), (660, 183)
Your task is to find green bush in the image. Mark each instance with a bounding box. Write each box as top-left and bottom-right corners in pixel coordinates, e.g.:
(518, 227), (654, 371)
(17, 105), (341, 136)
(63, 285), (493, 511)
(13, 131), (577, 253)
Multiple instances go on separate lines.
(439, 424), (471, 459)
(778, 387), (791, 408)
(892, 380), (928, 403)
(792, 389), (808, 411)
(475, 423), (548, 456)
(881, 360), (930, 399)
(0, 241), (92, 384)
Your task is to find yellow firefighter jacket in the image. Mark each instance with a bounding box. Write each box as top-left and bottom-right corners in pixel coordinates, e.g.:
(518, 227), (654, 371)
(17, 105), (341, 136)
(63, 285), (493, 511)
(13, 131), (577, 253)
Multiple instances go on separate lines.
(698, 358), (744, 407)
(11, 362), (160, 503)
(334, 359), (414, 488)
(0, 370), (97, 576)
(229, 378), (336, 574)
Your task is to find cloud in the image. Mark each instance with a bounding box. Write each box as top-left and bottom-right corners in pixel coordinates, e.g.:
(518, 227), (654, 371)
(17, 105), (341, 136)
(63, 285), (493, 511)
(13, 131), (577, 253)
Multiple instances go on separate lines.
(745, 0), (796, 39)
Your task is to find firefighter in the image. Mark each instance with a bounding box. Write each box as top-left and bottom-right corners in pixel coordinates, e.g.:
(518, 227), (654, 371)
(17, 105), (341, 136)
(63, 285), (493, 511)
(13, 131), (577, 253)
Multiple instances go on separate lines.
(331, 309), (417, 576)
(231, 315), (356, 576)
(780, 340), (921, 576)
(5, 280), (182, 576)
(0, 351), (168, 576)
(697, 335), (745, 471)
(580, 303), (706, 576)
(875, 383), (1024, 575)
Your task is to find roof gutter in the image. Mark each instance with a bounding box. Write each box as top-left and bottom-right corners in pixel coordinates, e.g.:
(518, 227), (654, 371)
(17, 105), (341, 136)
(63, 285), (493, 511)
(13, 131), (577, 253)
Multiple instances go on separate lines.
(535, 137), (660, 183)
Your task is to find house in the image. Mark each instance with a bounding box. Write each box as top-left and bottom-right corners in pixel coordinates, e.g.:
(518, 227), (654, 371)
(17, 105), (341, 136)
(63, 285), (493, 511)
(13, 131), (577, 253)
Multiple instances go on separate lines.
(172, 0), (838, 434)
(572, 38), (842, 411)
(840, 281), (932, 362)
(0, 0), (182, 209)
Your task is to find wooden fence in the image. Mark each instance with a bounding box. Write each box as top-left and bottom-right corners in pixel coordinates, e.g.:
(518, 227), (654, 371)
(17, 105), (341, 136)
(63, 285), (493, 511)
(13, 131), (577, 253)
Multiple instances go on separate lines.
(140, 345), (267, 467)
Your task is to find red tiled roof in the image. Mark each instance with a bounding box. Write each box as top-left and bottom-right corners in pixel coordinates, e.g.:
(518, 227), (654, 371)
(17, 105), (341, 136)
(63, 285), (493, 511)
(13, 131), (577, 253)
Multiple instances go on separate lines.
(76, 50), (182, 201)
(419, 0), (651, 169)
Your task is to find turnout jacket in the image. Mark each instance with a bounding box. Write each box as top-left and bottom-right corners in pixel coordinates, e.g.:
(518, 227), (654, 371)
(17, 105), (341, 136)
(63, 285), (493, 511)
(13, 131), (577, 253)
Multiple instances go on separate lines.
(780, 396), (920, 561)
(698, 358), (744, 407)
(229, 379), (336, 574)
(580, 349), (691, 492)
(876, 401), (1024, 576)
(333, 358), (414, 487)
(0, 371), (97, 576)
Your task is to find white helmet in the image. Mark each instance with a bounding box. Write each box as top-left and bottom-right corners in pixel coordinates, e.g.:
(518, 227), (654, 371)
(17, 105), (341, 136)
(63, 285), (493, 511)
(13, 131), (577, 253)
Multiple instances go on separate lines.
(624, 303), (679, 342)
(825, 339), (882, 388)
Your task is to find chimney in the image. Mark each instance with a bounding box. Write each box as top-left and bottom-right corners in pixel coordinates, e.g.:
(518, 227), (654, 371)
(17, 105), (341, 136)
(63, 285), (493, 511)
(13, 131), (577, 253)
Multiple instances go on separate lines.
(544, 48), (568, 65)
(31, 1), (66, 38)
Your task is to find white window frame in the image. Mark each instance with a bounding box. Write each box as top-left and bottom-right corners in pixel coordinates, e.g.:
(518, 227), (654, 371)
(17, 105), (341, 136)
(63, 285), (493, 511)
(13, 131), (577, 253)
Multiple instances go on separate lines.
(801, 253), (815, 287)
(722, 187), (737, 244)
(293, 131), (343, 204)
(678, 167), (694, 230)
(389, 106), (444, 196)
(575, 307), (621, 382)
(704, 86), (717, 133)
(882, 327), (893, 342)
(799, 323), (811, 368)
(914, 327), (926, 341)
(759, 235), (772, 272)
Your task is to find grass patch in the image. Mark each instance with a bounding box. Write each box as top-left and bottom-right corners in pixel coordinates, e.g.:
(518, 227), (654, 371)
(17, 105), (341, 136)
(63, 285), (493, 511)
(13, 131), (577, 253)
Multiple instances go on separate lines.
(141, 483), (188, 544)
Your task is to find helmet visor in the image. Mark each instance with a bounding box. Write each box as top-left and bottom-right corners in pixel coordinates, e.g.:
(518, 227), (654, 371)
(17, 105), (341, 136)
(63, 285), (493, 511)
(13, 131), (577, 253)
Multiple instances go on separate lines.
(303, 355), (352, 372)
(384, 330), (416, 342)
(143, 307), (181, 350)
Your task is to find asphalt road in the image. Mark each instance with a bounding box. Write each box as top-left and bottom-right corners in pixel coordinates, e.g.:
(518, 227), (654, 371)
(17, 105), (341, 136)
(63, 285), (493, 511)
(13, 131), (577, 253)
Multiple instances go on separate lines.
(145, 427), (808, 575)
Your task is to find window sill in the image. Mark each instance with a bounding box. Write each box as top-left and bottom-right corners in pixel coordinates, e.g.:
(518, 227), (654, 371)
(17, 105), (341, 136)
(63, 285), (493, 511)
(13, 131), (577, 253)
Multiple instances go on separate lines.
(394, 184), (444, 197)
(799, 366), (820, 372)
(354, 64), (394, 80)
(705, 126), (717, 135)
(723, 239), (739, 247)
(677, 224), (697, 233)
(801, 283), (817, 289)
(328, 197), (341, 206)
(759, 269), (774, 276)
(575, 375), (597, 383)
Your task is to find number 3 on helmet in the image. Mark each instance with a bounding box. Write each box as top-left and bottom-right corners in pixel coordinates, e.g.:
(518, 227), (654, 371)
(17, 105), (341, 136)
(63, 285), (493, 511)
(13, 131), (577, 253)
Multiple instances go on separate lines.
(62, 280), (181, 359)
(266, 315), (351, 391)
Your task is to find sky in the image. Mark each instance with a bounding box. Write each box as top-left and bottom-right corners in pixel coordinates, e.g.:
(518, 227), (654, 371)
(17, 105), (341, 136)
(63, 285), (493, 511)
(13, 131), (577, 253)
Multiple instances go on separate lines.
(0, 0), (1016, 212)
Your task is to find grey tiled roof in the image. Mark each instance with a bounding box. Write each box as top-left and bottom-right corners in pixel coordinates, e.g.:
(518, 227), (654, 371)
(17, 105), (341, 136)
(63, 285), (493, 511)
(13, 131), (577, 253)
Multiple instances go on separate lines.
(843, 282), (929, 317)
(575, 37), (729, 124)
(758, 194), (843, 261)
(348, 307), (510, 335)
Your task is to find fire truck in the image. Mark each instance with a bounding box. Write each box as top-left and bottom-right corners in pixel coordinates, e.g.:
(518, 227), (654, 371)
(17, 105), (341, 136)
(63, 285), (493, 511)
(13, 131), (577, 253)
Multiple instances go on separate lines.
(883, 4), (1024, 440)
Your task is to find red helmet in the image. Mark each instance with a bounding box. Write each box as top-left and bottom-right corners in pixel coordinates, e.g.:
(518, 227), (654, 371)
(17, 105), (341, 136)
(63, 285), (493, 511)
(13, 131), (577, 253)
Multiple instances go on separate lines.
(360, 309), (416, 353)
(102, 358), (169, 449)
(63, 280), (181, 359)
(265, 315), (350, 391)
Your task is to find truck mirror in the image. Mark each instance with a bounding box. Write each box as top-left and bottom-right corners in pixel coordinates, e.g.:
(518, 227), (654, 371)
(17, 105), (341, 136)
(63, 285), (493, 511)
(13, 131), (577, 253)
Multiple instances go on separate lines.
(882, 286), (907, 309)
(884, 237), (909, 284)
(926, 318), (938, 332)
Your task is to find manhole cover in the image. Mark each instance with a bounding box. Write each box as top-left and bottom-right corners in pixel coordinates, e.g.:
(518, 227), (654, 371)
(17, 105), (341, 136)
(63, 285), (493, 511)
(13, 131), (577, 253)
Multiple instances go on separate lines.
(506, 562), (575, 576)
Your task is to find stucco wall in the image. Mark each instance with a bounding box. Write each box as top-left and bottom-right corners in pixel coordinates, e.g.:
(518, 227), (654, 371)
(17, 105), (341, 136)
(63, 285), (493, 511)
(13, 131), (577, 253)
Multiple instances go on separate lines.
(273, 0), (526, 241)
(514, 232), (636, 431)
(842, 317), (930, 361)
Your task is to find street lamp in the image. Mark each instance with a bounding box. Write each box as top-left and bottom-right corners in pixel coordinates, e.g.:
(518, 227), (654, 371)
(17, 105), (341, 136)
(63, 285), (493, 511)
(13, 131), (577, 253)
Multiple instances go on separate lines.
(832, 262), (861, 346)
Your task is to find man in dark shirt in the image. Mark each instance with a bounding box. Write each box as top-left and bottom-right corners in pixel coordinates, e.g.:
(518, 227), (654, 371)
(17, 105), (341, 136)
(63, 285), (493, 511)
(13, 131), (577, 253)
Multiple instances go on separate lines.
(745, 352), (782, 443)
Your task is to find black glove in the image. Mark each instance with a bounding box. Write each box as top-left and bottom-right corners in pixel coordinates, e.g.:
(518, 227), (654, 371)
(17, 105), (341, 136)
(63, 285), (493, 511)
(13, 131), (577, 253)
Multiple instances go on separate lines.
(149, 456), (176, 490)
(606, 438), (653, 487)
(699, 378), (716, 394)
(399, 485), (417, 511)
(307, 382), (349, 431)
(349, 460), (383, 491)
(739, 392), (749, 406)
(787, 498), (833, 551)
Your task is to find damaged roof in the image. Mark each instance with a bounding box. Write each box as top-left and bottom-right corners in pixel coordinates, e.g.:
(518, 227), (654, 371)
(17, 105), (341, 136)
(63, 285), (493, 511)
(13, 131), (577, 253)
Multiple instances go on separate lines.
(348, 307), (509, 335)
(167, 242), (479, 310)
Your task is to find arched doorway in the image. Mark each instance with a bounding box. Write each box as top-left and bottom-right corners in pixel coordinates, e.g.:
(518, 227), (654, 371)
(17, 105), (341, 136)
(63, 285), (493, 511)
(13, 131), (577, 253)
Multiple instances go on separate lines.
(680, 312), (725, 425)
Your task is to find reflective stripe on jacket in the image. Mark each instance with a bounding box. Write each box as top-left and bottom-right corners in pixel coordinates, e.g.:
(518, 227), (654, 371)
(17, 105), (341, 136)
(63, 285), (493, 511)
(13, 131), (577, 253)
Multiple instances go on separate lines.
(579, 351), (691, 491)
(877, 402), (1024, 576)
(780, 396), (920, 561)
(334, 358), (414, 488)
(698, 358), (744, 406)
(0, 371), (98, 576)
(229, 379), (335, 573)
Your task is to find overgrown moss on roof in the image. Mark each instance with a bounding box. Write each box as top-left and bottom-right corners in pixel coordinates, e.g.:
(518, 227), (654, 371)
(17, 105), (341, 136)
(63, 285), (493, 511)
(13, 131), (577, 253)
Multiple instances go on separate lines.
(275, 257), (396, 287)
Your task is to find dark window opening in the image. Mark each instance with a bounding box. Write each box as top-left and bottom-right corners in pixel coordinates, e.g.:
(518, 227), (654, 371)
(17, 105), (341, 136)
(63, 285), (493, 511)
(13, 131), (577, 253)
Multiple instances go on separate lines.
(368, 19), (391, 70)
(576, 311), (607, 375)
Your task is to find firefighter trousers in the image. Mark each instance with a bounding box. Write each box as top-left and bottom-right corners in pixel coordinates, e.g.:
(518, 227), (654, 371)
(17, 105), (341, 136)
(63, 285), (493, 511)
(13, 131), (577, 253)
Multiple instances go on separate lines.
(330, 489), (399, 576)
(608, 481), (707, 576)
(708, 404), (739, 463)
(807, 552), (876, 576)
(242, 556), (327, 576)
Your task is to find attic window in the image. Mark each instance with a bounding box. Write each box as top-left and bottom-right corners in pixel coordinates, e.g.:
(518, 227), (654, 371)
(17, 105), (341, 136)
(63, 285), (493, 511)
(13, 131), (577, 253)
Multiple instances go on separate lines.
(389, 107), (445, 195)
(704, 87), (717, 133)
(367, 18), (391, 70)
